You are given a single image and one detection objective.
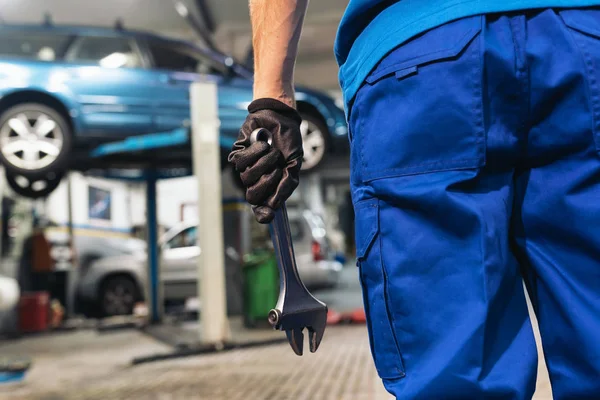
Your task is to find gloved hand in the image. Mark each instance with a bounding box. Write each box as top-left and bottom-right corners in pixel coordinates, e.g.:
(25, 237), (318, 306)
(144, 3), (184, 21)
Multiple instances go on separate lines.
(229, 98), (303, 223)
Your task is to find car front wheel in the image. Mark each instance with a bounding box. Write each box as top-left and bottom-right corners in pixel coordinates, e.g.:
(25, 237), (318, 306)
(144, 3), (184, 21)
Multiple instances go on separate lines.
(99, 276), (138, 317)
(0, 103), (72, 179)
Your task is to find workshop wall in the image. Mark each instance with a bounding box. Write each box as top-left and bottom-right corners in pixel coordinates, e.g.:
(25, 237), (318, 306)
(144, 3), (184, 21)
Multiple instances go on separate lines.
(45, 173), (133, 234)
(126, 171), (244, 229)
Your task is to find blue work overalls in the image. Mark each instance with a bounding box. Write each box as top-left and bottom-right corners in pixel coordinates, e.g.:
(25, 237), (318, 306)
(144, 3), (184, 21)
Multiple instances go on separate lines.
(348, 8), (600, 399)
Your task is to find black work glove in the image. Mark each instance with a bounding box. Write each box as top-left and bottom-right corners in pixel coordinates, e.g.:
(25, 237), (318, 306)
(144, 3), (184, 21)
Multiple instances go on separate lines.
(228, 98), (303, 224)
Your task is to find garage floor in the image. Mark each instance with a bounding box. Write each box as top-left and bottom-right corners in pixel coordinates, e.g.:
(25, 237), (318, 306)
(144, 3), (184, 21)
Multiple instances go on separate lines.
(0, 267), (553, 399)
(0, 326), (552, 400)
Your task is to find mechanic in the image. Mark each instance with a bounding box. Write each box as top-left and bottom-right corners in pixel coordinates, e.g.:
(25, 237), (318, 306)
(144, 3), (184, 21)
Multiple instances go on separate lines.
(229, 1), (600, 398)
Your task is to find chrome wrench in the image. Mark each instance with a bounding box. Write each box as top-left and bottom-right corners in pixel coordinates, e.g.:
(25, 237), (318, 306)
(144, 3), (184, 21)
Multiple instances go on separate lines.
(250, 128), (328, 355)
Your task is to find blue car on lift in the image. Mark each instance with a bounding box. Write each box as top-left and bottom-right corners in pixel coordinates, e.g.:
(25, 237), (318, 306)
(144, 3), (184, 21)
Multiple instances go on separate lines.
(0, 24), (348, 197)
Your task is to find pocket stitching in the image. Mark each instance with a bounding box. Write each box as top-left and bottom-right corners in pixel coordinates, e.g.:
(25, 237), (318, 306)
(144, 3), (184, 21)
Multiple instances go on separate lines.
(472, 25), (487, 164)
(360, 95), (367, 184)
(356, 201), (406, 379)
(563, 16), (600, 152)
(357, 261), (378, 366)
(354, 200), (378, 259)
(360, 27), (486, 183)
(379, 226), (407, 378)
(562, 12), (600, 39)
(363, 157), (482, 182)
(366, 26), (482, 84)
(580, 35), (600, 144)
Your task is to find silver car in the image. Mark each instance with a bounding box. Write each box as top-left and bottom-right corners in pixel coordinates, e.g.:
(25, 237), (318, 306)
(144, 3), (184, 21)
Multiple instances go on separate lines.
(77, 210), (342, 317)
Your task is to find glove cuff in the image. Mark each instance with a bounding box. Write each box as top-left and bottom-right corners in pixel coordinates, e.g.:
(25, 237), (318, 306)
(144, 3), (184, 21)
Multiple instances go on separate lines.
(248, 98), (302, 124)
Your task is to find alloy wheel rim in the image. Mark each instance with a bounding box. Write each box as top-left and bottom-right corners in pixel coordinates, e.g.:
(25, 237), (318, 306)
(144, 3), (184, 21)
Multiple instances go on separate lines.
(300, 119), (325, 170)
(104, 283), (134, 315)
(0, 111), (64, 170)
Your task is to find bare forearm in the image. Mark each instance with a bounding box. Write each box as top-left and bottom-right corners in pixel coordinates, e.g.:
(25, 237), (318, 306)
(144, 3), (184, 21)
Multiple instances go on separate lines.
(249, 0), (309, 107)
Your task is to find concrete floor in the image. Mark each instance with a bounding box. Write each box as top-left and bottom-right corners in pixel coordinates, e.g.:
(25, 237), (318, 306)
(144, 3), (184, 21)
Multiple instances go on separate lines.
(0, 266), (553, 400)
(0, 325), (552, 400)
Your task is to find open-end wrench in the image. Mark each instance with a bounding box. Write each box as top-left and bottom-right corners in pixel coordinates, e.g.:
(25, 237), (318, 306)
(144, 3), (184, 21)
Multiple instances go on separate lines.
(250, 128), (328, 356)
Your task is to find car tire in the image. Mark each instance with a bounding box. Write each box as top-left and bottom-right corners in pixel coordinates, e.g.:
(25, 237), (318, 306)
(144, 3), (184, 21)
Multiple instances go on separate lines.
(5, 169), (64, 199)
(99, 275), (139, 317)
(0, 103), (72, 179)
(299, 113), (330, 173)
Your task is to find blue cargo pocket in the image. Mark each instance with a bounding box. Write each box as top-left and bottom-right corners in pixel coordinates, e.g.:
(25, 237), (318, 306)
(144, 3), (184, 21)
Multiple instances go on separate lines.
(352, 15), (485, 183)
(355, 199), (406, 380)
(560, 8), (600, 153)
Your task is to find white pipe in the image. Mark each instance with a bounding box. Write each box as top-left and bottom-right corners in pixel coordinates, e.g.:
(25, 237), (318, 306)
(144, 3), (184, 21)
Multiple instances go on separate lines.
(190, 81), (231, 344)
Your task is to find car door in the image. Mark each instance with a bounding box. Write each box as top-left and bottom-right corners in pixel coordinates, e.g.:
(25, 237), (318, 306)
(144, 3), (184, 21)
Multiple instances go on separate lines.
(63, 34), (157, 138)
(142, 39), (252, 146)
(161, 226), (200, 300)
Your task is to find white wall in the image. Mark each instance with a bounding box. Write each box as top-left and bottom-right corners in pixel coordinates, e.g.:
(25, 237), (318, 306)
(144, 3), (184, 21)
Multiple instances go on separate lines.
(157, 176), (199, 227)
(45, 172), (132, 232)
(128, 183), (147, 228)
(125, 169), (245, 229)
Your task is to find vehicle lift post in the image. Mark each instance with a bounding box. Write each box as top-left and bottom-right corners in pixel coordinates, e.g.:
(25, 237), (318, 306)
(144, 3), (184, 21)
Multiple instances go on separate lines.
(191, 81), (231, 344)
(65, 174), (77, 317)
(146, 169), (162, 323)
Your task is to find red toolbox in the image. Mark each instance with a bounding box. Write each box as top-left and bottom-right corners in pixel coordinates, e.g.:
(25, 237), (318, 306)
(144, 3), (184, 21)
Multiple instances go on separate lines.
(19, 292), (49, 333)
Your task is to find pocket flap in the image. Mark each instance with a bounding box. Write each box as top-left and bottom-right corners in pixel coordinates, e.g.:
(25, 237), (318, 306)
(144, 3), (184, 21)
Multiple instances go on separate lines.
(366, 15), (482, 84)
(355, 199), (379, 260)
(561, 9), (600, 39)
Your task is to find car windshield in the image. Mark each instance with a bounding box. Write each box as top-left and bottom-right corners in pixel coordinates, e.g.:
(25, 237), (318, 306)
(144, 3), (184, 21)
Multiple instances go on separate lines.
(165, 226), (197, 249)
(0, 31), (71, 61)
(67, 36), (142, 68)
(147, 40), (226, 75)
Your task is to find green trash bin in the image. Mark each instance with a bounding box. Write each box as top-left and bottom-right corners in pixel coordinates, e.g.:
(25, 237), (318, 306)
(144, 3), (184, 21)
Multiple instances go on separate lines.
(243, 251), (279, 328)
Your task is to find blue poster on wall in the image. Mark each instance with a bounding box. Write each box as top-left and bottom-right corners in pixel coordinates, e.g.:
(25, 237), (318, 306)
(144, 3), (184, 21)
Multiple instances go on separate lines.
(88, 186), (111, 221)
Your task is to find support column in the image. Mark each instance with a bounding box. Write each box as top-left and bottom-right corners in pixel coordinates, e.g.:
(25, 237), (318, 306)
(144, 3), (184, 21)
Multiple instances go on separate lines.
(65, 173), (77, 316)
(190, 81), (230, 344)
(146, 170), (162, 323)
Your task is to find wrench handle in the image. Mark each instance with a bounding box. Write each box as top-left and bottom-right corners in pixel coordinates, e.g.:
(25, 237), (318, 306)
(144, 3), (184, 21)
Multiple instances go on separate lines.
(270, 204), (294, 276)
(249, 128), (317, 328)
(269, 202), (308, 315)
